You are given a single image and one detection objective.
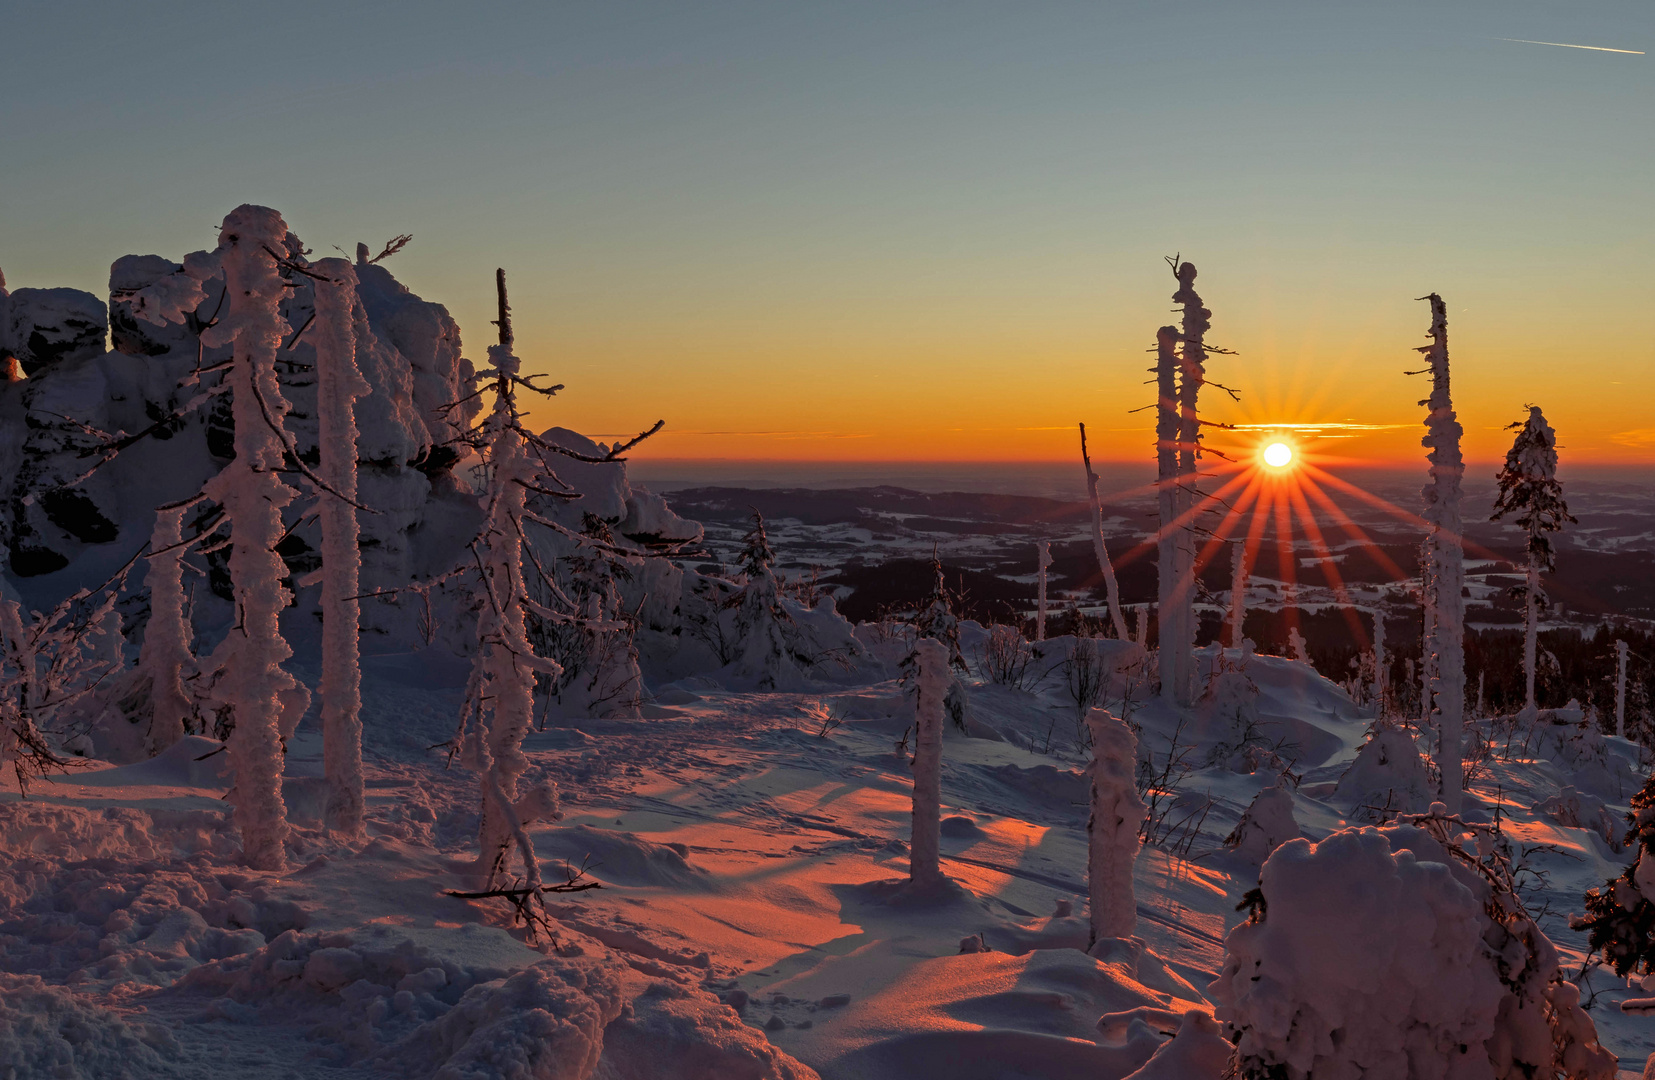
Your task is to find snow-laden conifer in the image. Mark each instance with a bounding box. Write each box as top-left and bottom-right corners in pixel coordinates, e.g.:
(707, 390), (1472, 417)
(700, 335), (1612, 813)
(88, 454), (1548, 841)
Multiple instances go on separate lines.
(464, 271), (565, 892)
(1086, 707), (1145, 947)
(907, 638), (949, 888)
(1491, 405), (1574, 717)
(312, 258), (372, 837)
(140, 503), (194, 753)
(196, 205), (301, 870)
(1416, 293), (1466, 814)
(729, 511), (804, 689)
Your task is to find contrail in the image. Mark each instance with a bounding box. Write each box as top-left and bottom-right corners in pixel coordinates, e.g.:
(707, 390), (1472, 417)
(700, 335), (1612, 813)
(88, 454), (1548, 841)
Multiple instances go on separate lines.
(1498, 37), (1644, 55)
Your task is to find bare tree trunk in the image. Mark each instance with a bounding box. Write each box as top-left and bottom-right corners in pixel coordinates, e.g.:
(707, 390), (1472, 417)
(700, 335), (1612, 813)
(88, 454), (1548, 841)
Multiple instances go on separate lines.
(1617, 640), (1629, 739)
(1035, 540), (1050, 643)
(1078, 424), (1128, 640)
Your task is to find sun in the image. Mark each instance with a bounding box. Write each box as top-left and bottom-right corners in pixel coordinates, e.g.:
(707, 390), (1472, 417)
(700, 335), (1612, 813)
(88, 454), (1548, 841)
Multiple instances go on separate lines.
(1263, 442), (1293, 469)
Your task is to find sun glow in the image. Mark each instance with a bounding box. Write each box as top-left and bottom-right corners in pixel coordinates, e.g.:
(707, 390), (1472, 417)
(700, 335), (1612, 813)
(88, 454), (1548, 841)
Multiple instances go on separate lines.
(1263, 442), (1293, 469)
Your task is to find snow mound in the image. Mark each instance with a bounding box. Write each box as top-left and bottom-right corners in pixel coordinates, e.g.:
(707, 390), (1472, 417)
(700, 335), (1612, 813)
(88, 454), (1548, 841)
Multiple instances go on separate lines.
(1214, 828), (1504, 1078)
(1122, 1009), (1230, 1080)
(380, 954), (627, 1080)
(0, 973), (178, 1079)
(534, 825), (711, 890)
(1533, 785), (1622, 850)
(1224, 784), (1300, 864)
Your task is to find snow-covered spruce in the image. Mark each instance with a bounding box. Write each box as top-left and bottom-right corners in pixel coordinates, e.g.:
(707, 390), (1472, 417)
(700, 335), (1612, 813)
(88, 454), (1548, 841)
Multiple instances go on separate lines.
(1217, 821), (1616, 1080)
(311, 258), (372, 837)
(728, 510), (807, 690)
(1491, 405), (1575, 717)
(1086, 706), (1145, 948)
(907, 638), (950, 888)
(1079, 421), (1129, 639)
(139, 502), (194, 753)
(1416, 293), (1466, 814)
(196, 205), (302, 871)
(464, 277), (565, 892)
(1035, 539), (1051, 643)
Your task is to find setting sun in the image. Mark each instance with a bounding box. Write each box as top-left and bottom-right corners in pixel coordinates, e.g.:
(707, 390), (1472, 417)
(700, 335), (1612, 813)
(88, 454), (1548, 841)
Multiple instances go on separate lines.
(1263, 442), (1294, 469)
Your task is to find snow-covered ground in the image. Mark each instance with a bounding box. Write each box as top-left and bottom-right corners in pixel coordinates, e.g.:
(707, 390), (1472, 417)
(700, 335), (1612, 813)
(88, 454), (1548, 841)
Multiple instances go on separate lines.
(5, 628), (1650, 1078)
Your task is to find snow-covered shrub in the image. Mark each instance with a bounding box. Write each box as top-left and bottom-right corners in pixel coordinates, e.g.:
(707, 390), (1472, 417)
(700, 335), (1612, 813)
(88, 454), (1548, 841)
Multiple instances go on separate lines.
(1491, 406), (1575, 717)
(1332, 726), (1433, 821)
(1086, 707), (1145, 948)
(1225, 784), (1299, 863)
(1216, 820), (1615, 1080)
(0, 586), (125, 793)
(1534, 786), (1621, 851)
(1063, 635), (1108, 735)
(978, 623), (1034, 689)
(1577, 769), (1655, 978)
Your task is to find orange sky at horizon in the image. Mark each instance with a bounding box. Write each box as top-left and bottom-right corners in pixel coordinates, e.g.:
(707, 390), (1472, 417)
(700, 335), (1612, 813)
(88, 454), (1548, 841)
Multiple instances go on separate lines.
(504, 260), (1654, 469)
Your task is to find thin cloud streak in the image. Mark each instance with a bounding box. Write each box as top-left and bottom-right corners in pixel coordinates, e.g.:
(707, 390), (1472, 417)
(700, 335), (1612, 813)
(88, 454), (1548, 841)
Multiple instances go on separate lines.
(1497, 38), (1644, 55)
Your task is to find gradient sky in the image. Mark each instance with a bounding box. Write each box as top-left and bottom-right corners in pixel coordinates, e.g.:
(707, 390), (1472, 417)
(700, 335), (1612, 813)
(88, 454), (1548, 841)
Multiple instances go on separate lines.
(3, 1), (1649, 464)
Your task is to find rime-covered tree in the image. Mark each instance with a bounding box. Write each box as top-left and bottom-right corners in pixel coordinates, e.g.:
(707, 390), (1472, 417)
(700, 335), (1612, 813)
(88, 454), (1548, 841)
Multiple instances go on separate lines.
(1155, 260), (1223, 707)
(311, 258), (372, 837)
(1415, 293), (1466, 814)
(195, 205), (304, 870)
(459, 271), (567, 895)
(1490, 406), (1575, 716)
(1086, 707), (1145, 948)
(139, 503), (196, 753)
